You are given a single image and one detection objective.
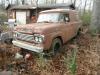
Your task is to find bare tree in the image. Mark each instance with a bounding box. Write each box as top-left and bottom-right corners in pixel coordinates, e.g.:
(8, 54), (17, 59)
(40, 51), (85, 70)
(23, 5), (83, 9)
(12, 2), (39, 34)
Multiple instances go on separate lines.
(71, 0), (73, 3)
(10, 0), (13, 4)
(22, 0), (25, 5)
(73, 0), (76, 6)
(90, 0), (100, 33)
(78, 0), (83, 15)
(16, 0), (19, 5)
(54, 0), (56, 4)
(1, 0), (5, 6)
(78, 0), (82, 10)
(83, 0), (88, 13)
(89, 0), (93, 11)
(31, 0), (33, 4)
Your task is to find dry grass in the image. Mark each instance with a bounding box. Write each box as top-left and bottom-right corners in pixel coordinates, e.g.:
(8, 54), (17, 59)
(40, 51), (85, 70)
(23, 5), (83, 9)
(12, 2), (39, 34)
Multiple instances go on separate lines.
(0, 32), (100, 75)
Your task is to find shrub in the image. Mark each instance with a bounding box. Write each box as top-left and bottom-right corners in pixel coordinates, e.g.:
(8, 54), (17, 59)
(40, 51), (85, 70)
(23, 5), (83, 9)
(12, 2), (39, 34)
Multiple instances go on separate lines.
(81, 11), (91, 26)
(63, 46), (78, 75)
(0, 14), (7, 25)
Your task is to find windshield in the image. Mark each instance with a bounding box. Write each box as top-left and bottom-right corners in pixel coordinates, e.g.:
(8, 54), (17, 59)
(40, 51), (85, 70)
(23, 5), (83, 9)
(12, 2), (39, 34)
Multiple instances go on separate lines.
(37, 13), (60, 23)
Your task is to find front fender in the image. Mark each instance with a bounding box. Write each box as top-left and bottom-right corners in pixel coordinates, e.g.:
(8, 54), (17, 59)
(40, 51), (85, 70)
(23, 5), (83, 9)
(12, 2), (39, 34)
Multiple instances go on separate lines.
(43, 31), (63, 50)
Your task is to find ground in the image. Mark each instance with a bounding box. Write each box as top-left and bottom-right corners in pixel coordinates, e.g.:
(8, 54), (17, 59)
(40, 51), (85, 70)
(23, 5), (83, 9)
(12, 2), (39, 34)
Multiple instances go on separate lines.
(0, 27), (100, 75)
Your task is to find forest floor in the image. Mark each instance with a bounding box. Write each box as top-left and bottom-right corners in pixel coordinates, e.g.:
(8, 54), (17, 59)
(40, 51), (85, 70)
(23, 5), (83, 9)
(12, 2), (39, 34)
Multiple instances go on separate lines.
(0, 26), (100, 75)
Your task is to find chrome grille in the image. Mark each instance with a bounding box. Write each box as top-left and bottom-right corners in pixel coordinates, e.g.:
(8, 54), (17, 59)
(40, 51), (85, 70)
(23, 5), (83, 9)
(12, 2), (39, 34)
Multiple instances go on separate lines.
(16, 32), (34, 42)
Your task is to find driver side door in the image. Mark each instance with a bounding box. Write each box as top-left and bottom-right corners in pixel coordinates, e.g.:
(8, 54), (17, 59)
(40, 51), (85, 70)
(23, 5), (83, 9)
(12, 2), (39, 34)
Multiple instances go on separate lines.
(59, 13), (74, 42)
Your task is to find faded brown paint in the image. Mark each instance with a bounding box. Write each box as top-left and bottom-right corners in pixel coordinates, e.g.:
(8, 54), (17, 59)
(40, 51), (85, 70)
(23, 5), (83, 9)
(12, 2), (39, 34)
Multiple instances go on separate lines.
(13, 9), (82, 52)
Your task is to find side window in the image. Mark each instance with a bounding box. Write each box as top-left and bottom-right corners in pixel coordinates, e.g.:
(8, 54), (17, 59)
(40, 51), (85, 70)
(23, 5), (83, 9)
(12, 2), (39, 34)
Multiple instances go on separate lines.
(59, 14), (70, 22)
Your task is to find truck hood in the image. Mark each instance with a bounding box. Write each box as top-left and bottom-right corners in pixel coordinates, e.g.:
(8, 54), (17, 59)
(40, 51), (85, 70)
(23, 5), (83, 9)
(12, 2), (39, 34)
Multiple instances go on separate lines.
(15, 23), (61, 34)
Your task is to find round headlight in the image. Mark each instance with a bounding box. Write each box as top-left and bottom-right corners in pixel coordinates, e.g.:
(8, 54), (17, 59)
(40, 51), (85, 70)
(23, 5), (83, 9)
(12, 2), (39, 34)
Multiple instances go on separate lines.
(34, 34), (44, 43)
(38, 37), (43, 43)
(34, 36), (39, 42)
(13, 33), (18, 38)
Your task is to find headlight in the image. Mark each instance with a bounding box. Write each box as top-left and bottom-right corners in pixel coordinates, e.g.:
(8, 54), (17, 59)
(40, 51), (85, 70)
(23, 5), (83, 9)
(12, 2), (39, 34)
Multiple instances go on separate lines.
(34, 34), (44, 43)
(13, 32), (18, 38)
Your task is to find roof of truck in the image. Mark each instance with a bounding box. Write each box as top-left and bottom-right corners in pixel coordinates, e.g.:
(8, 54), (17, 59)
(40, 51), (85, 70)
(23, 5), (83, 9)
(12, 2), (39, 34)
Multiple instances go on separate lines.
(7, 3), (75, 10)
(40, 8), (77, 13)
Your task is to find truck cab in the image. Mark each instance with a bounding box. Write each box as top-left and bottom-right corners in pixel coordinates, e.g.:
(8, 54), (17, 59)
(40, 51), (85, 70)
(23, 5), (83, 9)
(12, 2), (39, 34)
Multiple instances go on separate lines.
(12, 9), (82, 55)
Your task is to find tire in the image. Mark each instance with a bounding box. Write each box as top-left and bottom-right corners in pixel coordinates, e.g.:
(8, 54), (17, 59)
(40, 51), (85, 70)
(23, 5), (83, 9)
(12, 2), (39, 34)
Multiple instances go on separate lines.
(49, 38), (62, 56)
(77, 28), (81, 35)
(4, 38), (13, 44)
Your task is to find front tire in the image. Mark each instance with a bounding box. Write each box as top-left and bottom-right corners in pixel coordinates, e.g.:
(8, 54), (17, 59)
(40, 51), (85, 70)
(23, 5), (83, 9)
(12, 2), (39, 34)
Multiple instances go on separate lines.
(49, 38), (62, 56)
(4, 38), (13, 44)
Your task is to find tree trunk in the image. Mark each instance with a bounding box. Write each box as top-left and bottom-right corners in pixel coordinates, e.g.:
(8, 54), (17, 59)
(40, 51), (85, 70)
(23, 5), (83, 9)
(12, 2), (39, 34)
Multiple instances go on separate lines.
(22, 0), (25, 5)
(73, 0), (76, 6)
(54, 0), (56, 4)
(71, 0), (73, 3)
(78, 0), (83, 15)
(89, 0), (93, 11)
(90, 0), (100, 34)
(83, 0), (87, 14)
(16, 0), (19, 5)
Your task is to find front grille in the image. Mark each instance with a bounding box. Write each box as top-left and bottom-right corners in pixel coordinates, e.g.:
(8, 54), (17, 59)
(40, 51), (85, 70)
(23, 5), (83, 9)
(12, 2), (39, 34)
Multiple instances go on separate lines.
(16, 32), (34, 42)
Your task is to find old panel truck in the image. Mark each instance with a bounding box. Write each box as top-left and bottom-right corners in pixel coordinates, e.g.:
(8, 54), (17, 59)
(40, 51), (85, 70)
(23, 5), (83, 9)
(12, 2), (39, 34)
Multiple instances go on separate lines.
(12, 8), (82, 55)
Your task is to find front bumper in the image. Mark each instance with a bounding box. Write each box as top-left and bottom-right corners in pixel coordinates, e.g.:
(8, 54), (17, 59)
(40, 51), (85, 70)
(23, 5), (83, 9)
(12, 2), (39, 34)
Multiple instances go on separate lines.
(12, 40), (43, 53)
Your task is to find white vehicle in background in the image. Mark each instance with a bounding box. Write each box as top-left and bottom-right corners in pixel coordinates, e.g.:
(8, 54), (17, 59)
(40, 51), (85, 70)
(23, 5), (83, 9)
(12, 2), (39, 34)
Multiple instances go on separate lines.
(0, 19), (16, 44)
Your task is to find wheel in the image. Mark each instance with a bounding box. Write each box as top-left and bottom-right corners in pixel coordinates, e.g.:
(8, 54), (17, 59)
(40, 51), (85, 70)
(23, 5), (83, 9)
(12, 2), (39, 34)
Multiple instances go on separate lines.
(4, 38), (13, 44)
(49, 38), (62, 56)
(77, 28), (81, 35)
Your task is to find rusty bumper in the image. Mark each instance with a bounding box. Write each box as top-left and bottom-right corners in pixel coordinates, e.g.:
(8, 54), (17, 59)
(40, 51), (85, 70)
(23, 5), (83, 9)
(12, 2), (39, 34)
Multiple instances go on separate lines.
(12, 40), (43, 53)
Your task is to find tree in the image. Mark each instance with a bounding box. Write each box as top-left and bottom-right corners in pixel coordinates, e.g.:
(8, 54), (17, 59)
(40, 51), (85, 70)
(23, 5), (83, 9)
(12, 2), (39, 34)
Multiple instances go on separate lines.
(90, 0), (100, 34)
(83, 0), (87, 14)
(1, 0), (5, 6)
(22, 0), (25, 5)
(73, 0), (76, 6)
(89, 0), (93, 11)
(15, 0), (19, 5)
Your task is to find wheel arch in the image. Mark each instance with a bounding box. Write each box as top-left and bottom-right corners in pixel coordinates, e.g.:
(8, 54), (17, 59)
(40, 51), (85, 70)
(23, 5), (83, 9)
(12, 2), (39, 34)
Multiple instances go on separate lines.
(53, 36), (63, 45)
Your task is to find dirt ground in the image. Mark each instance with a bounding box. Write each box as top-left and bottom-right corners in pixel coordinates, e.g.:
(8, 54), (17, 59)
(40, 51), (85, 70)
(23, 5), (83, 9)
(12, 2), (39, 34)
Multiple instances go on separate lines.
(0, 30), (100, 75)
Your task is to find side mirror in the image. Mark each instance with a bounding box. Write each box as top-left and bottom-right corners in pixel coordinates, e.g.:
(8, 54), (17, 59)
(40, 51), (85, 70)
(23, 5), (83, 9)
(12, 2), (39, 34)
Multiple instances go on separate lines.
(65, 17), (70, 22)
(14, 23), (17, 26)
